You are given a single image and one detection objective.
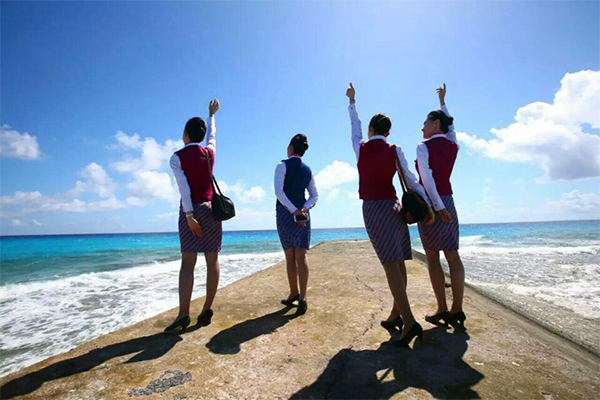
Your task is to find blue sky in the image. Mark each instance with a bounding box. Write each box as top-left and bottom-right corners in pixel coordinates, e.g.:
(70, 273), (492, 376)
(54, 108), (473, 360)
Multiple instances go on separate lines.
(1, 1), (599, 235)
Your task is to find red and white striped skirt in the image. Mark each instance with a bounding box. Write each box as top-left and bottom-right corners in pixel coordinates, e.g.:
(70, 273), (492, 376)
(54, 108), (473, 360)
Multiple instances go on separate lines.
(178, 202), (222, 253)
(417, 195), (459, 252)
(362, 199), (412, 264)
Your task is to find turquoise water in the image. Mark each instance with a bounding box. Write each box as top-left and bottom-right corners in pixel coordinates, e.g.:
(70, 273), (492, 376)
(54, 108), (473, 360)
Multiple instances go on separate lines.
(0, 221), (599, 376)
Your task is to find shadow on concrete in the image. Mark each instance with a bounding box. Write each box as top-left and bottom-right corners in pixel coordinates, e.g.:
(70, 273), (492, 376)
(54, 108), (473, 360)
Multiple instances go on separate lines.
(206, 306), (295, 355)
(291, 327), (483, 399)
(0, 333), (182, 399)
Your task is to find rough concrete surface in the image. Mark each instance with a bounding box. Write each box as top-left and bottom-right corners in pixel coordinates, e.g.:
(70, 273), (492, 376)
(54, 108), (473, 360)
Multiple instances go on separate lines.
(1, 241), (598, 399)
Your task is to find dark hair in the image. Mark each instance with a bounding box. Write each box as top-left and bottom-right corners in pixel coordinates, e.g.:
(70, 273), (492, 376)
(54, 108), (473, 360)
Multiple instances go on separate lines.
(427, 110), (454, 134)
(289, 133), (309, 156)
(369, 113), (392, 135)
(184, 117), (207, 142)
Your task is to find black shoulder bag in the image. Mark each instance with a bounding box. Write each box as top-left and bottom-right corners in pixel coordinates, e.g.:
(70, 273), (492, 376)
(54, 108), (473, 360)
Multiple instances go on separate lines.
(392, 145), (429, 224)
(206, 151), (236, 221)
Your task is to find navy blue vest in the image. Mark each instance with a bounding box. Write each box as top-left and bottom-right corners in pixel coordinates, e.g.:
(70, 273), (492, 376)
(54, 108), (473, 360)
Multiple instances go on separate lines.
(281, 158), (312, 210)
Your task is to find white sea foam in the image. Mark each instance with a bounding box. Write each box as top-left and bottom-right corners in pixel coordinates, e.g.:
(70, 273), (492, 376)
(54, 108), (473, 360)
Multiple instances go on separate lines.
(0, 251), (284, 377)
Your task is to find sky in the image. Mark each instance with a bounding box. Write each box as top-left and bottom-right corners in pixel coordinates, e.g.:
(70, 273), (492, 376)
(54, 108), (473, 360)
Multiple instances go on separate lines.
(1, 0), (599, 235)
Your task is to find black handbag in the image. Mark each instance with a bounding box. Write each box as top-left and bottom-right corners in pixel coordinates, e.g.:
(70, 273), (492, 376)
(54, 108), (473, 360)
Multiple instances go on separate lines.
(393, 146), (430, 224)
(206, 151), (236, 221)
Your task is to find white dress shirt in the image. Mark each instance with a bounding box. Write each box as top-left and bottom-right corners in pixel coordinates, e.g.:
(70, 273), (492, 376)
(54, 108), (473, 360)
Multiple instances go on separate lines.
(274, 156), (319, 214)
(169, 115), (216, 213)
(348, 103), (431, 206)
(416, 104), (458, 211)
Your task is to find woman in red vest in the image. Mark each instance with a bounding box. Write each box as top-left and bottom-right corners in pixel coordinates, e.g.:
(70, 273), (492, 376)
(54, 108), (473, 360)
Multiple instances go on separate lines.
(165, 98), (221, 333)
(416, 84), (466, 329)
(346, 83), (434, 347)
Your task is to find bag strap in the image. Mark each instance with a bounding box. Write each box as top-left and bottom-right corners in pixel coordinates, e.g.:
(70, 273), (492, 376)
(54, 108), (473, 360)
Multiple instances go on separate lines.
(392, 145), (408, 194)
(205, 148), (224, 197)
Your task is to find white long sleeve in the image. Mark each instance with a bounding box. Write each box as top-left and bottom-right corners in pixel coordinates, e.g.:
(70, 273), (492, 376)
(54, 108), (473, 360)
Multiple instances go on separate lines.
(274, 162), (298, 213)
(416, 143), (445, 211)
(395, 146), (431, 207)
(348, 103), (363, 162)
(440, 104), (458, 147)
(205, 115), (216, 153)
(169, 153), (193, 213)
(303, 175), (319, 210)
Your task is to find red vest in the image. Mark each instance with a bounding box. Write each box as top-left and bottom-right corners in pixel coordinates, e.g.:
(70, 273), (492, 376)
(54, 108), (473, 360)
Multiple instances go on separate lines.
(357, 139), (398, 200)
(175, 145), (214, 204)
(415, 137), (458, 196)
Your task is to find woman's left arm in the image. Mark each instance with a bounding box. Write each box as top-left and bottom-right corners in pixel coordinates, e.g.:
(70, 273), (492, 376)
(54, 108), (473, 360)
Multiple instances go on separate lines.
(303, 174), (319, 211)
(396, 146), (431, 207)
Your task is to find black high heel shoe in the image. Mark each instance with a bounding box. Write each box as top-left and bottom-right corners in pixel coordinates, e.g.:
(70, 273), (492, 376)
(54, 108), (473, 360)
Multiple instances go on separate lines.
(396, 322), (423, 347)
(295, 299), (307, 316)
(424, 310), (450, 325)
(164, 316), (191, 333)
(281, 294), (300, 307)
(197, 309), (213, 326)
(448, 311), (467, 330)
(380, 317), (403, 332)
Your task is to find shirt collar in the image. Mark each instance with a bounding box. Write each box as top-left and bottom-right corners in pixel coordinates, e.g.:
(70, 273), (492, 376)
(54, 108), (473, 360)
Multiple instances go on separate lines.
(423, 133), (447, 142)
(289, 154), (302, 159)
(369, 135), (388, 142)
(184, 142), (200, 148)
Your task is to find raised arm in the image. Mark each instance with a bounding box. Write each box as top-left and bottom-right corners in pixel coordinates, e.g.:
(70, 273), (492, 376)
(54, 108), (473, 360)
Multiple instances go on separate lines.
(346, 83), (363, 162)
(206, 98), (219, 153)
(437, 84), (457, 144)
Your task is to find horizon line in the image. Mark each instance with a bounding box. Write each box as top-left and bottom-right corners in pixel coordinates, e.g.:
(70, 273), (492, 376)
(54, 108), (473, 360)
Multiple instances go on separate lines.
(1, 219), (598, 238)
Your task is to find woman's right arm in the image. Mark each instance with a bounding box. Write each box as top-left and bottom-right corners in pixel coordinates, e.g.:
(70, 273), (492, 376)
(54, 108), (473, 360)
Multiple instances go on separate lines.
(347, 83), (362, 162)
(274, 162), (299, 214)
(170, 153), (193, 213)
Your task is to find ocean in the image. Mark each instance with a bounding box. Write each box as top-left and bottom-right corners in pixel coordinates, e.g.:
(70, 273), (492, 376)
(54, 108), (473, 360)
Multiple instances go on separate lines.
(0, 220), (598, 376)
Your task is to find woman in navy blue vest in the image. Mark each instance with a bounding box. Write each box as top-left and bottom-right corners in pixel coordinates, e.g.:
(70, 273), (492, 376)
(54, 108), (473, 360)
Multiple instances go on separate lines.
(274, 134), (319, 316)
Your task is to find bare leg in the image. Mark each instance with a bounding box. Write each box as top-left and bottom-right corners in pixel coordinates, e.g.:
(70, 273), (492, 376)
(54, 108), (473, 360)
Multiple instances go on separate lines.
(426, 250), (448, 315)
(295, 247), (309, 301)
(284, 248), (300, 299)
(386, 262), (406, 321)
(444, 250), (465, 314)
(382, 260), (416, 337)
(202, 252), (220, 312)
(177, 252), (198, 318)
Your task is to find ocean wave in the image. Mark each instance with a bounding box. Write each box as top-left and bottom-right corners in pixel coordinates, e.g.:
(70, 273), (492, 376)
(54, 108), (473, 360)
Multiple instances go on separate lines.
(0, 251), (284, 377)
(459, 244), (600, 256)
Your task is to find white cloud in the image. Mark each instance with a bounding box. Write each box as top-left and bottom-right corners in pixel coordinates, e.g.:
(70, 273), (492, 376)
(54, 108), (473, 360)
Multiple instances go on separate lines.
(217, 181), (268, 204)
(217, 181), (245, 198)
(70, 163), (117, 198)
(25, 197), (127, 213)
(240, 186), (267, 204)
(0, 127), (41, 160)
(113, 131), (181, 174)
(127, 171), (178, 203)
(548, 190), (600, 213)
(315, 161), (358, 190)
(32, 219), (42, 226)
(1, 191), (44, 205)
(458, 70), (600, 181)
(327, 187), (341, 201)
(11, 219), (22, 226)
